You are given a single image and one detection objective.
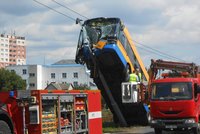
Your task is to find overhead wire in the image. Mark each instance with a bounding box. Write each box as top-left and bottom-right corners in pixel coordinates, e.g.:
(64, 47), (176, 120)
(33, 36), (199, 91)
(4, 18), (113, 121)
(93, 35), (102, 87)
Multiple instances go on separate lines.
(132, 39), (186, 62)
(135, 44), (179, 61)
(33, 0), (185, 62)
(33, 0), (76, 22)
(51, 0), (89, 20)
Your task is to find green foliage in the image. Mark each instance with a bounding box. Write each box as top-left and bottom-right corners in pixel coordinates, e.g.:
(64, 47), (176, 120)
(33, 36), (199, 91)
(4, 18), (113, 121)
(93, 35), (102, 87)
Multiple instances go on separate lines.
(73, 83), (91, 90)
(0, 68), (26, 91)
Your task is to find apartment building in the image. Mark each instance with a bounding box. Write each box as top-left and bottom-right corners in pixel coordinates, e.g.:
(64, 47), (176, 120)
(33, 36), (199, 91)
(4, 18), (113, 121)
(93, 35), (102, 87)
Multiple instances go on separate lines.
(6, 60), (96, 90)
(0, 34), (26, 68)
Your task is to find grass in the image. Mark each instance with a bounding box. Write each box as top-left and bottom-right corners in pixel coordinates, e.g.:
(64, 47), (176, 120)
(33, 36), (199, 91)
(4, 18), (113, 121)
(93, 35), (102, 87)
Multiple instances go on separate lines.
(102, 108), (124, 133)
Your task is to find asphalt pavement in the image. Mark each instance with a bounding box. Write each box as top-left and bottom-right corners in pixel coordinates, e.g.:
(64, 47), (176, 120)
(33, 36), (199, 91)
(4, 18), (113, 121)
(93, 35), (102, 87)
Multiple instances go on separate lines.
(104, 126), (194, 134)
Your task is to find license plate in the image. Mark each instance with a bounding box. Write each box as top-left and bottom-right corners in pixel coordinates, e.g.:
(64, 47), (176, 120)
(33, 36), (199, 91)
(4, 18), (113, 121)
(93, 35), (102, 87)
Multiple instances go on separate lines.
(165, 125), (177, 129)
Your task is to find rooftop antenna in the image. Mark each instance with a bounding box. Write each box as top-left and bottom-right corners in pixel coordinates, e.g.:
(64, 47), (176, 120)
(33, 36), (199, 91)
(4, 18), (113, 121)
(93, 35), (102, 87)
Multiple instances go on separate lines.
(43, 55), (46, 65)
(13, 30), (16, 36)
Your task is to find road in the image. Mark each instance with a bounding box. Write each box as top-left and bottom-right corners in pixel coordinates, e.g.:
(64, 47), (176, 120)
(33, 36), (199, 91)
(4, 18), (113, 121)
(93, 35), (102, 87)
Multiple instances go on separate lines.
(104, 126), (194, 134)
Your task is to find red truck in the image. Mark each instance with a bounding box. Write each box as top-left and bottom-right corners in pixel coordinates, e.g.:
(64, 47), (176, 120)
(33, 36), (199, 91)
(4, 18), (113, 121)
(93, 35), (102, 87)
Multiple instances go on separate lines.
(149, 59), (200, 134)
(0, 89), (102, 134)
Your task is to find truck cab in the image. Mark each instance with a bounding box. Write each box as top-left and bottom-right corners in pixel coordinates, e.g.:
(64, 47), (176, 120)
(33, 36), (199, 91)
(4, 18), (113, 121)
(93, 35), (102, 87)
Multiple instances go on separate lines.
(150, 78), (200, 134)
(149, 59), (200, 134)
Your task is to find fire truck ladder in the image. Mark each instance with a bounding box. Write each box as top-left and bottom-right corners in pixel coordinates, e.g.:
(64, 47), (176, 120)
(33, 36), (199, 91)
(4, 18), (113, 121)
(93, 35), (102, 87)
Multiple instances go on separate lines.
(150, 59), (199, 78)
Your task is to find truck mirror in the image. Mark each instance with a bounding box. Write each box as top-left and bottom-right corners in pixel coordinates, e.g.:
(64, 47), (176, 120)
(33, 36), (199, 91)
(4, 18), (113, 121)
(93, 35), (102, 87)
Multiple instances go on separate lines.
(197, 85), (200, 94)
(194, 84), (200, 98)
(145, 91), (149, 100)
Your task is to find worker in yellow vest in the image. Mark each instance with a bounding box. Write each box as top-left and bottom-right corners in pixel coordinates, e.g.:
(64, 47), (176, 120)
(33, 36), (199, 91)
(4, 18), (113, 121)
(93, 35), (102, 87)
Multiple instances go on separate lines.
(136, 68), (142, 82)
(129, 70), (140, 103)
(129, 70), (139, 82)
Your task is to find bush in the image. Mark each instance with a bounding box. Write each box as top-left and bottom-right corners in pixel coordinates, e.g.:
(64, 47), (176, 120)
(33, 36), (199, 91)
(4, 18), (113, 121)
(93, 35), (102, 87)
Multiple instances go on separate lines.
(0, 68), (26, 91)
(73, 83), (91, 90)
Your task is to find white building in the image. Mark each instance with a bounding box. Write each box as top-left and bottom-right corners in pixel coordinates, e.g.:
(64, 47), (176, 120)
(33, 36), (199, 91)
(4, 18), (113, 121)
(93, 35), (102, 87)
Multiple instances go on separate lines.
(6, 60), (96, 90)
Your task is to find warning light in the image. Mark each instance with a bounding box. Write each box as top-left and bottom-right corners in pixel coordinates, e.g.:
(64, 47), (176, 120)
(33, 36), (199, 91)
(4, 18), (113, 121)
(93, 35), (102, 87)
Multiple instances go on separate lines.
(9, 91), (15, 97)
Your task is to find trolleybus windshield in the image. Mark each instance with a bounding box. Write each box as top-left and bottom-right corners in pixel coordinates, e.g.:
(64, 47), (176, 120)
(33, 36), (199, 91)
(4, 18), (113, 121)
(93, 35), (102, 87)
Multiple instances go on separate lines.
(84, 18), (121, 41)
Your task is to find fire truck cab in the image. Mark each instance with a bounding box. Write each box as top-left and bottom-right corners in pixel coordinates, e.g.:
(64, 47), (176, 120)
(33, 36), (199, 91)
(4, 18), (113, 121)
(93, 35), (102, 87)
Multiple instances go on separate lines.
(149, 59), (200, 134)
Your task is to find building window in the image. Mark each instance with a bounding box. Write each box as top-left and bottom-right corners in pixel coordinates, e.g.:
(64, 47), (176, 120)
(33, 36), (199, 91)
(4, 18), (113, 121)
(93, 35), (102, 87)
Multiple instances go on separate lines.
(73, 72), (78, 78)
(51, 73), (55, 79)
(29, 73), (35, 77)
(11, 70), (15, 73)
(73, 81), (78, 87)
(29, 83), (35, 87)
(22, 69), (27, 75)
(62, 73), (67, 78)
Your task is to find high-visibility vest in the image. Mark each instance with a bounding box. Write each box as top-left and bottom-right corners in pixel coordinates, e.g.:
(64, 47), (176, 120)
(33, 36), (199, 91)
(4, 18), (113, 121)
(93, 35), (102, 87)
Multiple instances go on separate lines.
(138, 73), (142, 82)
(129, 73), (138, 82)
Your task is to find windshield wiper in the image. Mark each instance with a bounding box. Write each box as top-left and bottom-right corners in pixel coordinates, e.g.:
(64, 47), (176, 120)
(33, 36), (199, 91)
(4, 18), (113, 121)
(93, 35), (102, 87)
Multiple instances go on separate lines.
(159, 96), (177, 101)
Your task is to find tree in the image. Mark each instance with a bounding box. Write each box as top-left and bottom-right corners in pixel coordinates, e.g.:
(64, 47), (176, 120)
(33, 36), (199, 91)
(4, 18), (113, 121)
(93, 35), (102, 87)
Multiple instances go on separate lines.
(0, 68), (26, 91)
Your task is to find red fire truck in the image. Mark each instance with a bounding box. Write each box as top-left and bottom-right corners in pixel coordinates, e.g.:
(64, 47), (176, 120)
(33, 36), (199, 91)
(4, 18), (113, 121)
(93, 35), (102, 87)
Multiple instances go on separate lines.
(0, 89), (102, 134)
(149, 59), (200, 134)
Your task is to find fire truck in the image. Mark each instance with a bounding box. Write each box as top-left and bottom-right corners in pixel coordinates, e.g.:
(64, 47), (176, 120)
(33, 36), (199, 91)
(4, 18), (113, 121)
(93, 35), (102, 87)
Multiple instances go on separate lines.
(0, 90), (102, 134)
(149, 59), (200, 134)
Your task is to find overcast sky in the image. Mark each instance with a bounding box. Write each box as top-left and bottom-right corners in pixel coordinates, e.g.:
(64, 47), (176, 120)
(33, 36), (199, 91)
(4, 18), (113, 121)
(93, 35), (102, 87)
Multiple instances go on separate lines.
(1, 0), (200, 67)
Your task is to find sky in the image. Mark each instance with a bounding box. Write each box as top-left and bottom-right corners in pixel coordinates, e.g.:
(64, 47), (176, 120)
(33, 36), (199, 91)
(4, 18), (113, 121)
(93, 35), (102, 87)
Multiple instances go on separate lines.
(1, 0), (200, 67)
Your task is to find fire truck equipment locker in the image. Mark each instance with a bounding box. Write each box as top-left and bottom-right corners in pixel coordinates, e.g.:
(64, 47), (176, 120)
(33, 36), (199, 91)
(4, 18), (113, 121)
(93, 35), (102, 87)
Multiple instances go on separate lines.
(0, 90), (102, 134)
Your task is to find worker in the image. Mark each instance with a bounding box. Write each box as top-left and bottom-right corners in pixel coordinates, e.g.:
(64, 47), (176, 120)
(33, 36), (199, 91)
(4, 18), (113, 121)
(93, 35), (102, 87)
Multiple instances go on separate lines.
(129, 70), (139, 103)
(129, 70), (139, 82)
(136, 68), (142, 82)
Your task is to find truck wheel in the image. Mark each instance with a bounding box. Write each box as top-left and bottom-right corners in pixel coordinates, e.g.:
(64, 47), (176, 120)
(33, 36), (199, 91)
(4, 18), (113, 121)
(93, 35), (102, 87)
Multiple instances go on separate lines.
(0, 120), (11, 134)
(147, 112), (151, 124)
(154, 128), (162, 134)
(193, 125), (200, 134)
